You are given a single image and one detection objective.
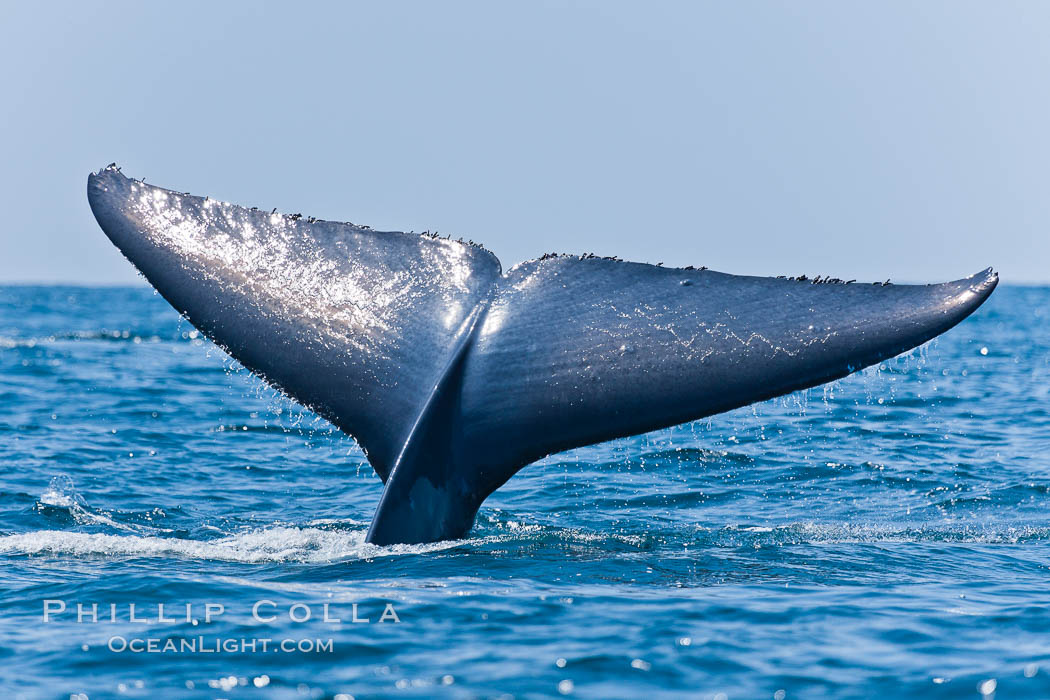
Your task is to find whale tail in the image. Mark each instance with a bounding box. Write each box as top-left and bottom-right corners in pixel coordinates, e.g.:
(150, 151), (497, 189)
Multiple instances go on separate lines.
(88, 165), (998, 544)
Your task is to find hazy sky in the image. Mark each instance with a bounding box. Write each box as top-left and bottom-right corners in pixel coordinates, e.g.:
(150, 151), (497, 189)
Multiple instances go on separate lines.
(1, 1), (1047, 284)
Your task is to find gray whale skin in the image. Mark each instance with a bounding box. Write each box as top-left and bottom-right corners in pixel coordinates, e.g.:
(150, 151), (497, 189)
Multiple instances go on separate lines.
(87, 165), (998, 545)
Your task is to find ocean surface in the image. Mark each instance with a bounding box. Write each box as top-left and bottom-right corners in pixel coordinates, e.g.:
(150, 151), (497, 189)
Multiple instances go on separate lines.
(0, 284), (1047, 700)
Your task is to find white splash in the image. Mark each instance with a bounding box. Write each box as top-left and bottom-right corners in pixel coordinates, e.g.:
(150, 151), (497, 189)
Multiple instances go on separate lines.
(0, 525), (469, 564)
(38, 475), (169, 535)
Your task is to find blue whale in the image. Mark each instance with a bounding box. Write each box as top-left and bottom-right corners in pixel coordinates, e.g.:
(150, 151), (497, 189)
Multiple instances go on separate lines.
(87, 165), (998, 545)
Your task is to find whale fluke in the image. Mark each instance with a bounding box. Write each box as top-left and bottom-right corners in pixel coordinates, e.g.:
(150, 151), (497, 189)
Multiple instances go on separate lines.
(87, 165), (998, 544)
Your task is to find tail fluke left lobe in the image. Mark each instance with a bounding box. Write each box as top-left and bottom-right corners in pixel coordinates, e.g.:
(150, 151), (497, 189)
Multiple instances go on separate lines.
(87, 165), (501, 483)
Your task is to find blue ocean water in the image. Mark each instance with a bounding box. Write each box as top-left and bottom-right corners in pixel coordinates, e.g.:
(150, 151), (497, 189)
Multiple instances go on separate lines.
(0, 284), (1046, 700)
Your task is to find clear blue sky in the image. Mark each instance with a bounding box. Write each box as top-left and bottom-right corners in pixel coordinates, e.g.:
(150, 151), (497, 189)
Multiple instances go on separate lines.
(1, 1), (1047, 284)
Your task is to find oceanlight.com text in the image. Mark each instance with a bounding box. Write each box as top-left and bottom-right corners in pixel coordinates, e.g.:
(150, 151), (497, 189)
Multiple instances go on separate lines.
(106, 636), (335, 654)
